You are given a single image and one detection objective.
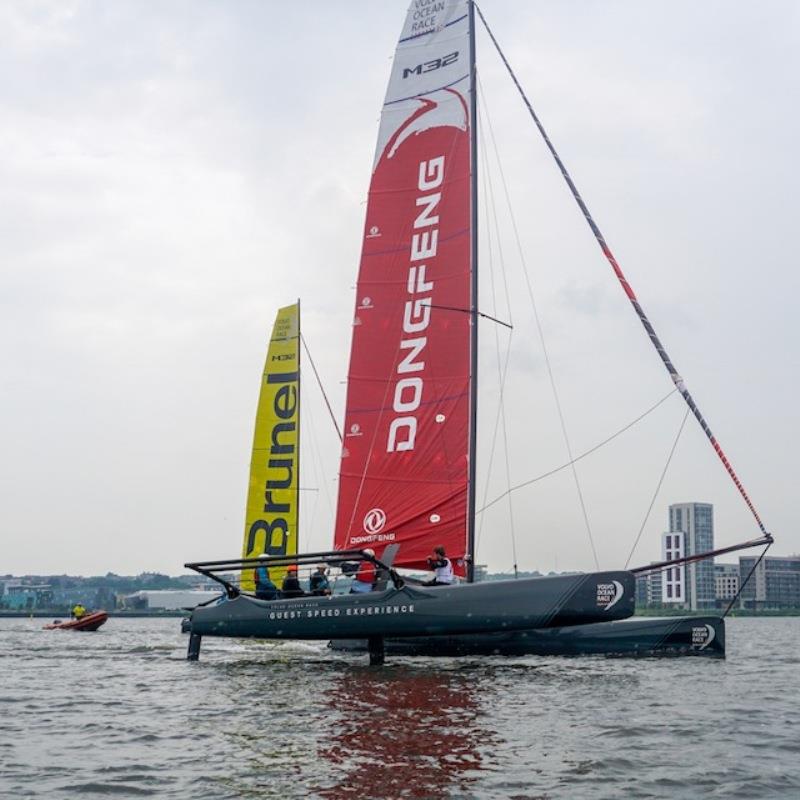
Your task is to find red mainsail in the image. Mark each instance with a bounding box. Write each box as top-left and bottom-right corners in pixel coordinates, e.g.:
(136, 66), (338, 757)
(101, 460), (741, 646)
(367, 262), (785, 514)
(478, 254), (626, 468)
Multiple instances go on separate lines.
(334, 1), (474, 575)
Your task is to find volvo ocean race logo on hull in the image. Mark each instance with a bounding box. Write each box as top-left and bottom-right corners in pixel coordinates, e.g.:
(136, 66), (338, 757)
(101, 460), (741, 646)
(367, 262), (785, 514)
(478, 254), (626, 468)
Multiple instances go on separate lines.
(692, 624), (716, 650)
(596, 580), (625, 610)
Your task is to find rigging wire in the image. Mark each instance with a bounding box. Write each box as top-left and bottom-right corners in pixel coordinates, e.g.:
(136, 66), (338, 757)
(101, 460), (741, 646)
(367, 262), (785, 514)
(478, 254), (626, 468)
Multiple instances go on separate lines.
(483, 103), (518, 578)
(302, 390), (335, 545)
(475, 1), (770, 542)
(473, 105), (510, 555)
(301, 333), (343, 443)
(428, 304), (512, 329)
(474, 93), (518, 576)
(724, 542), (772, 617)
(299, 332), (340, 548)
(624, 407), (690, 569)
(474, 338), (515, 556)
(477, 72), (600, 570)
(478, 387), (677, 515)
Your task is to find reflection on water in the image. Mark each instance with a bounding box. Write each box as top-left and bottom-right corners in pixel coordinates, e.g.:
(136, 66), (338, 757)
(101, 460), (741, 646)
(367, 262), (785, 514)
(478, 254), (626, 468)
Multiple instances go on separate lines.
(205, 650), (496, 798)
(316, 667), (493, 798)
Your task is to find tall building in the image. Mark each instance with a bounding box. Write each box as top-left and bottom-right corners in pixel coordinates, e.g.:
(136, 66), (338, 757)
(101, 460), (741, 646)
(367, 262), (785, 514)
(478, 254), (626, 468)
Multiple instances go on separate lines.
(669, 502), (715, 610)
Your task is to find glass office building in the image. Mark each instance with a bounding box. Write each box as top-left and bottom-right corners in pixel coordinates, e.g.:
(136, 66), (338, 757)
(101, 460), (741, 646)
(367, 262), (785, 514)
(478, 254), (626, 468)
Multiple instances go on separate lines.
(669, 502), (715, 610)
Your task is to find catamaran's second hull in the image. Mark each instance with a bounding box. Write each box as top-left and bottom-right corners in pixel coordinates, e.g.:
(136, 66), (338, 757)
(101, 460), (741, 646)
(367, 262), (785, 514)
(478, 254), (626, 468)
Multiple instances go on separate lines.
(330, 615), (725, 658)
(188, 571), (635, 640)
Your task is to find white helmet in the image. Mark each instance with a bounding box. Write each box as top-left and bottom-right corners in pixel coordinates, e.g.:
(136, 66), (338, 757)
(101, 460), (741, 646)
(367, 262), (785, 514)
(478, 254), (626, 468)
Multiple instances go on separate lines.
(363, 548), (375, 557)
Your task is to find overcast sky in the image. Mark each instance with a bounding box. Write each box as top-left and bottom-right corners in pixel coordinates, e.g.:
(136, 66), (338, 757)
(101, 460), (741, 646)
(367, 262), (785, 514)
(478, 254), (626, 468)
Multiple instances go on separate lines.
(2, 1), (797, 577)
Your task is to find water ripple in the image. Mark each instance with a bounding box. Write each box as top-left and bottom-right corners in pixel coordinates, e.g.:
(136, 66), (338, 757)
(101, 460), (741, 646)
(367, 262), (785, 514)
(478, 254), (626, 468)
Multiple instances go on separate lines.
(0, 617), (799, 799)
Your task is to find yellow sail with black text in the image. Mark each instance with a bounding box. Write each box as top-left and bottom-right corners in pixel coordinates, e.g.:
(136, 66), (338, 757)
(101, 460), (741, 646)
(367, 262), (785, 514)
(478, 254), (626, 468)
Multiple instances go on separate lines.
(240, 302), (300, 592)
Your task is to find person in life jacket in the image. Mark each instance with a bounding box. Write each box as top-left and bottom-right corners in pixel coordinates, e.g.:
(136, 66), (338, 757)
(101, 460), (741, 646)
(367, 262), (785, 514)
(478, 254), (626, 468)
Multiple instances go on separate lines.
(349, 548), (377, 594)
(310, 565), (331, 596)
(254, 555), (278, 601)
(71, 604), (87, 619)
(280, 565), (305, 598)
(425, 546), (454, 586)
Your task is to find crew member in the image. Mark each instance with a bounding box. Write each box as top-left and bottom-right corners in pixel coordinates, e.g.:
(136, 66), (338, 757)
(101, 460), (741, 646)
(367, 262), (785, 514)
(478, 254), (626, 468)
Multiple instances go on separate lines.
(349, 548), (377, 594)
(254, 555), (278, 601)
(281, 565), (305, 598)
(71, 603), (87, 619)
(425, 546), (454, 586)
(310, 565), (331, 596)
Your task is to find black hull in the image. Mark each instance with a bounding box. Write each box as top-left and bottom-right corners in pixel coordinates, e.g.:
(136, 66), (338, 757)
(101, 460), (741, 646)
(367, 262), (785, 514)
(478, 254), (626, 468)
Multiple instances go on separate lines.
(188, 571), (634, 641)
(330, 616), (725, 658)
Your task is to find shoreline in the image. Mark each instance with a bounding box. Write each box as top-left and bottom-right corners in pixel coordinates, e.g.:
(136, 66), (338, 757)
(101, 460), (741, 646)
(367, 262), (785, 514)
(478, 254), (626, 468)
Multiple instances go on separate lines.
(0, 610), (187, 618)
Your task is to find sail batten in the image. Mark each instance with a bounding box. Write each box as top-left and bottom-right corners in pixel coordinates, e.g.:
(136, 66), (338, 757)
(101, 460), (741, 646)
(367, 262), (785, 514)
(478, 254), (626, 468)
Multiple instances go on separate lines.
(334, 0), (474, 575)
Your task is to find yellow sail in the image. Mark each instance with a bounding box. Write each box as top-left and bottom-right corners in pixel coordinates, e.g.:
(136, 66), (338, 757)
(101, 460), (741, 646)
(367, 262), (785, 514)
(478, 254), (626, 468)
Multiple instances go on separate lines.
(241, 302), (300, 592)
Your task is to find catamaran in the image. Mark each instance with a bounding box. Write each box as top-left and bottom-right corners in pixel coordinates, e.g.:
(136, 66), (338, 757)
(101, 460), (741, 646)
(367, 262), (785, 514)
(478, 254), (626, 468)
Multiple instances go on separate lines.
(183, 288), (635, 663)
(184, 0), (772, 663)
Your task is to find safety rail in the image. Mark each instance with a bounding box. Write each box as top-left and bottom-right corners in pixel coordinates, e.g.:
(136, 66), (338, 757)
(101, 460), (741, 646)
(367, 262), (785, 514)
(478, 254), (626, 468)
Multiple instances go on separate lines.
(184, 549), (404, 598)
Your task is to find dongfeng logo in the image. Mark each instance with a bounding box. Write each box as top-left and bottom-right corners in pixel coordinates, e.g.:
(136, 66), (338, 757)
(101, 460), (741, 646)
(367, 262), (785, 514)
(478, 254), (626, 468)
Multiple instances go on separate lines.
(596, 580), (624, 610)
(363, 508), (387, 534)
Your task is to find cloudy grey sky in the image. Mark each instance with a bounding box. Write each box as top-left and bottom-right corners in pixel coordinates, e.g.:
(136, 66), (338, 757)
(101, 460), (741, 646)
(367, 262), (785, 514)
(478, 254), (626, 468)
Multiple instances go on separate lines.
(2, 1), (797, 577)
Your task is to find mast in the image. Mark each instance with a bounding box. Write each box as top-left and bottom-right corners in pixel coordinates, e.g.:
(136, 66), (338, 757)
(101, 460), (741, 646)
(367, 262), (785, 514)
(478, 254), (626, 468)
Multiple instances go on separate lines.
(296, 296), (301, 555)
(466, 0), (478, 583)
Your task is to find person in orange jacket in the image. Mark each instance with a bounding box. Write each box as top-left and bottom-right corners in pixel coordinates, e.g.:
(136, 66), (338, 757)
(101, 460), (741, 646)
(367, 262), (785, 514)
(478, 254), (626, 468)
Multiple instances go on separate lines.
(349, 548), (377, 594)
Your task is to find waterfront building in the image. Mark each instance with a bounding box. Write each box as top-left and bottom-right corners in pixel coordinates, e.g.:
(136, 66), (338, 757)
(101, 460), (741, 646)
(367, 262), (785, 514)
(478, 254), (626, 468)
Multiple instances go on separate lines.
(1, 583), (53, 610)
(669, 502), (715, 610)
(738, 555), (800, 609)
(635, 567), (664, 608)
(714, 563), (740, 603)
(121, 589), (220, 611)
(661, 531), (686, 605)
(649, 569), (663, 605)
(635, 573), (648, 606)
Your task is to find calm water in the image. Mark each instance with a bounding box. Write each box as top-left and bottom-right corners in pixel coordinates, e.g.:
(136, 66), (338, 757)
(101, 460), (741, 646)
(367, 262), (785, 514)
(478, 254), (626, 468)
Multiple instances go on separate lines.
(1, 616), (798, 799)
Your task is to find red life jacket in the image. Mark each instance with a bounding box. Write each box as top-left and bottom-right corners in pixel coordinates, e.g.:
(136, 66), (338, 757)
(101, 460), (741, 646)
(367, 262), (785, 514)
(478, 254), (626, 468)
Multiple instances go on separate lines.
(355, 561), (376, 585)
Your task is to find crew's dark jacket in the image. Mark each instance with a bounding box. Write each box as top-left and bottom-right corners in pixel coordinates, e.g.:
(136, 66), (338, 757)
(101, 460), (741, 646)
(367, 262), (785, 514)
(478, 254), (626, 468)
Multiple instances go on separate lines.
(310, 573), (330, 595)
(281, 574), (305, 598)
